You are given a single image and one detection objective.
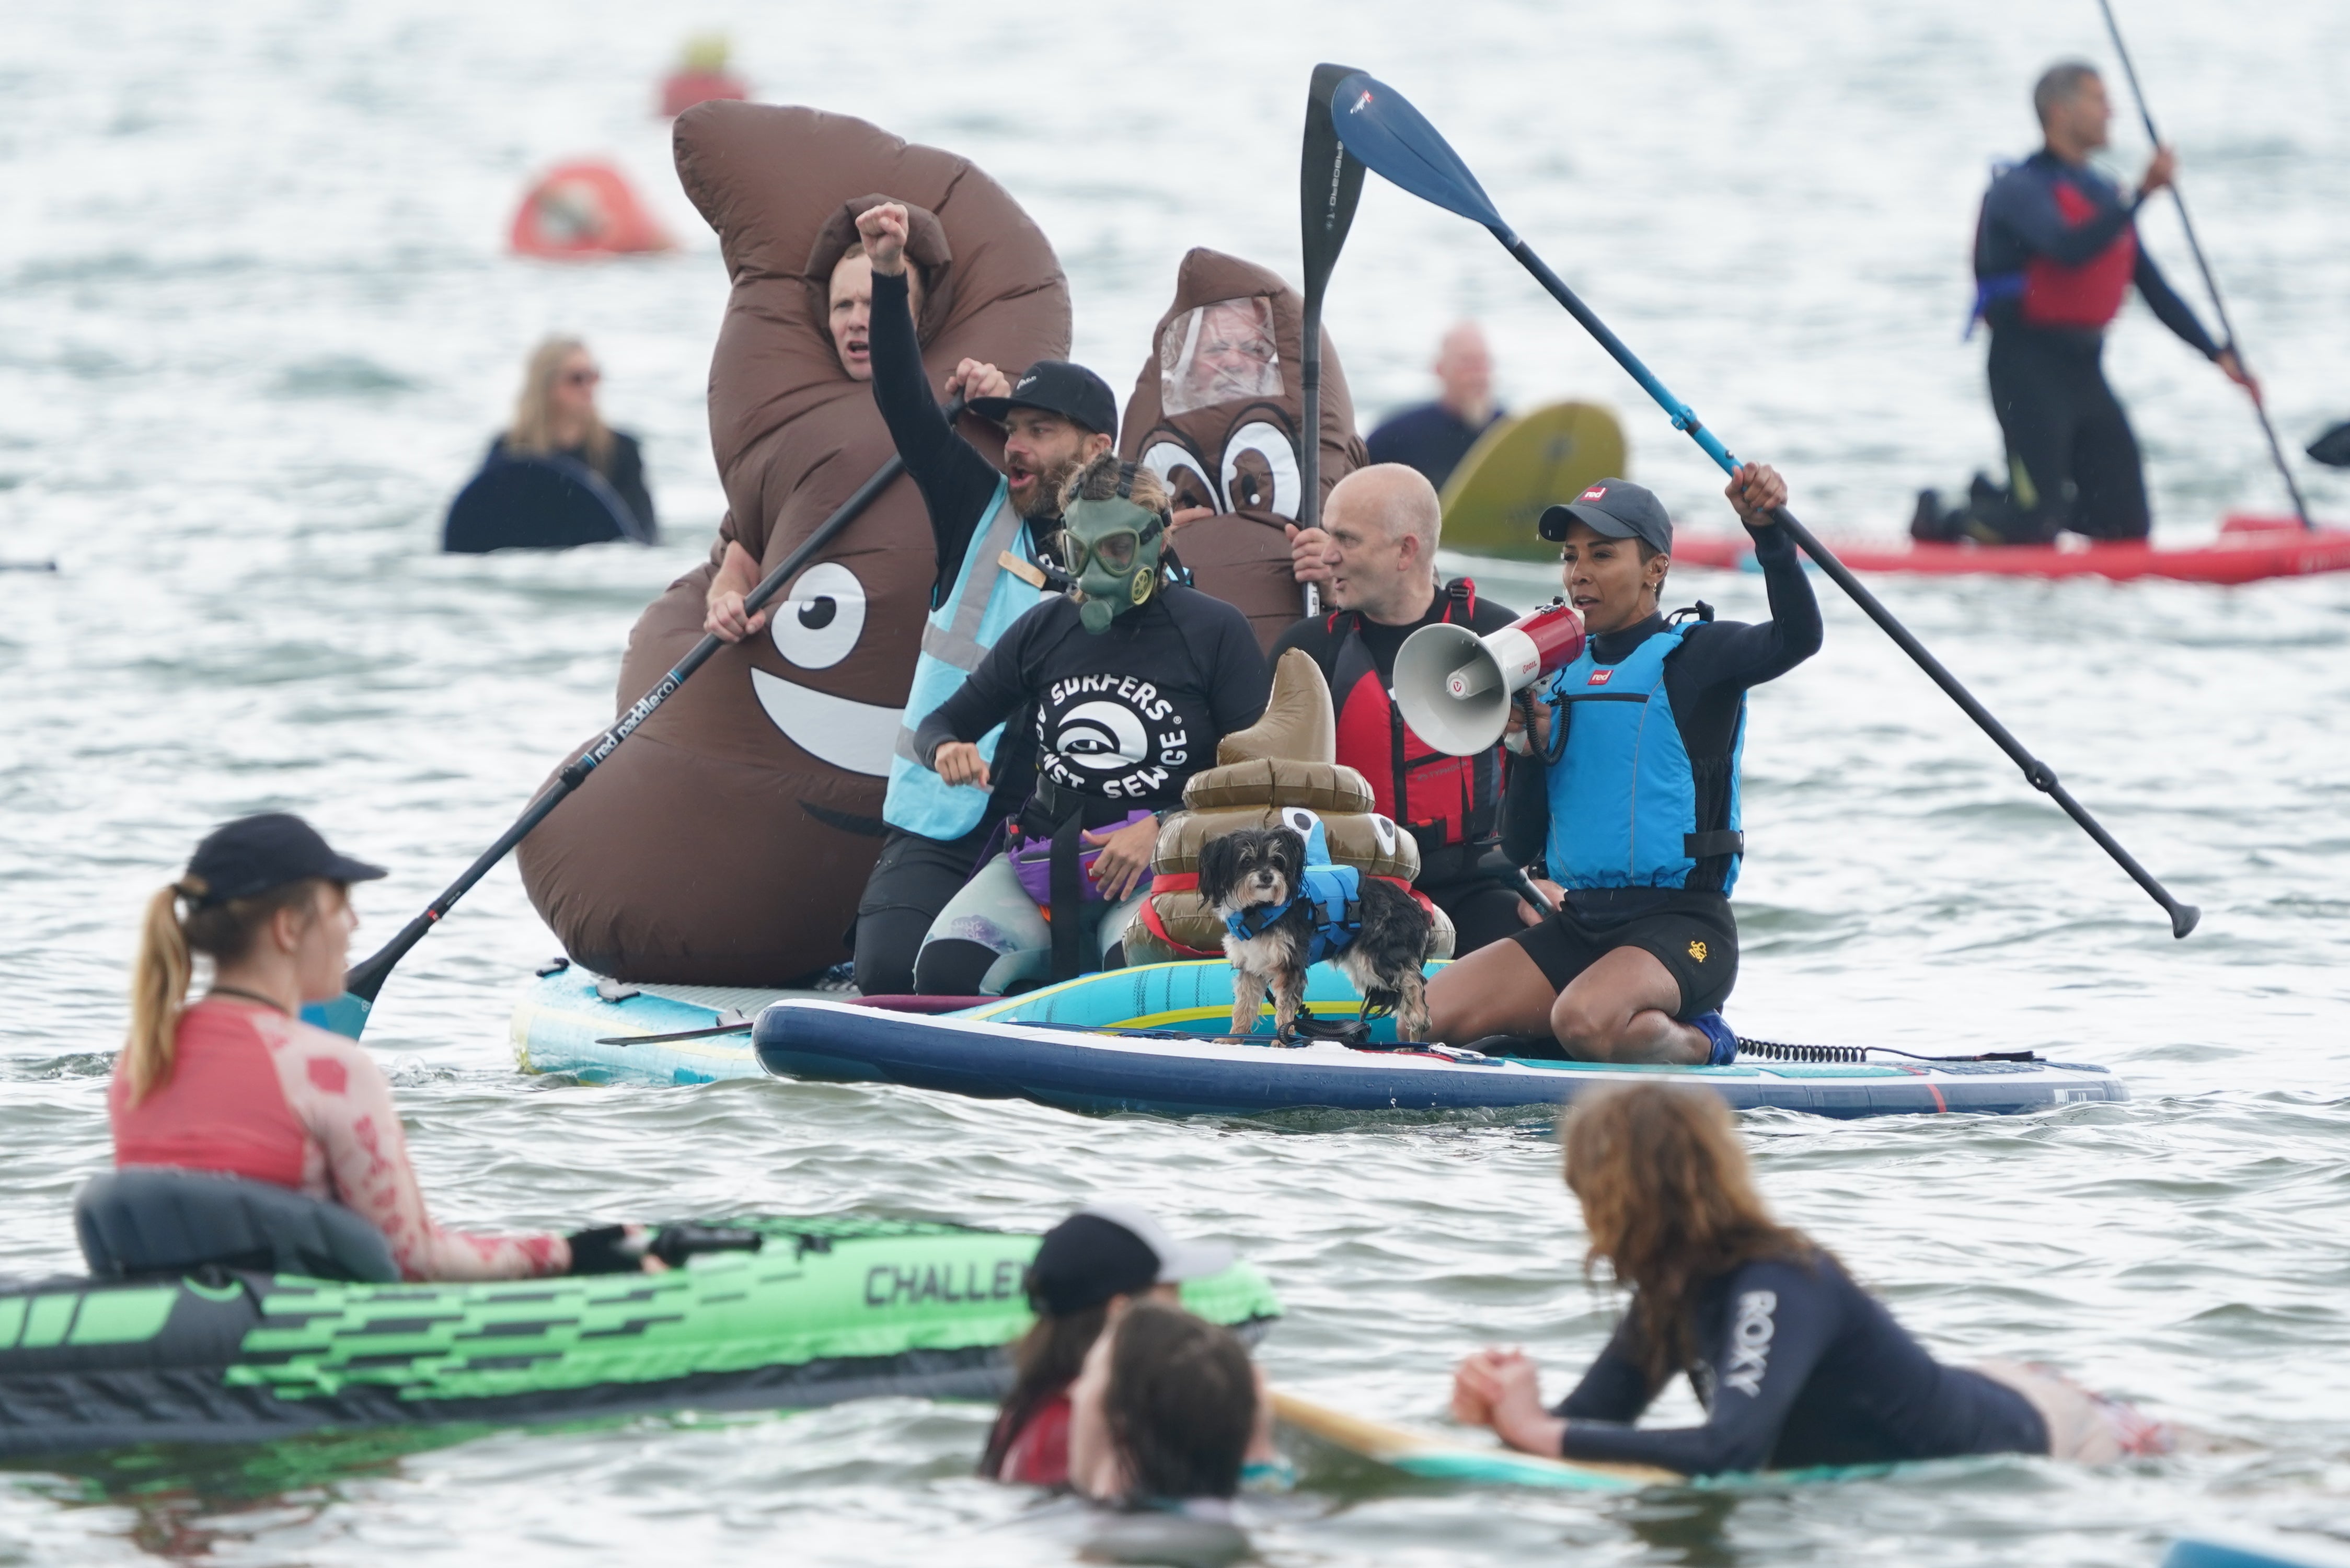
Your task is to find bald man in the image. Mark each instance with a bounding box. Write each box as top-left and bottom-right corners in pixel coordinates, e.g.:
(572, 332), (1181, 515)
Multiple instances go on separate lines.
(1366, 322), (1504, 491)
(1276, 465), (1529, 954)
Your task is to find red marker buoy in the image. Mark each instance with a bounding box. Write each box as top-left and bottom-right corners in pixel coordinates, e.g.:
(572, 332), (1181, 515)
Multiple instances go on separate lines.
(509, 159), (674, 260)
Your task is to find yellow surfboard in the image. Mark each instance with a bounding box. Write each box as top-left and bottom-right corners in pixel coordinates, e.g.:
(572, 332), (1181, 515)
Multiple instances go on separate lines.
(1438, 400), (1629, 561)
(1271, 1388), (1678, 1491)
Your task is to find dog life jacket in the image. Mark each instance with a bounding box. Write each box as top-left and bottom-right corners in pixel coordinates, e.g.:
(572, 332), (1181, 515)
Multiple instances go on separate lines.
(882, 478), (1040, 839)
(1328, 580), (1499, 854)
(1539, 620), (1746, 894)
(1220, 820), (1363, 965)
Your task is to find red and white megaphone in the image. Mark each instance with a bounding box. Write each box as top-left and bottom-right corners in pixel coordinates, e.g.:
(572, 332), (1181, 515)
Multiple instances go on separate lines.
(1392, 599), (1587, 755)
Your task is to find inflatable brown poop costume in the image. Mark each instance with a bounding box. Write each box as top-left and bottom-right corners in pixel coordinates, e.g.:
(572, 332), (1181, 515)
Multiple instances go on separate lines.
(1126, 649), (1455, 964)
(1123, 249), (1367, 653)
(518, 103), (1069, 984)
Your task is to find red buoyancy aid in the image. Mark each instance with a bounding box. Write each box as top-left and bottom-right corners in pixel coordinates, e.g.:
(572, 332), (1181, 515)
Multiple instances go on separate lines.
(1330, 581), (1500, 859)
(2021, 181), (2138, 330)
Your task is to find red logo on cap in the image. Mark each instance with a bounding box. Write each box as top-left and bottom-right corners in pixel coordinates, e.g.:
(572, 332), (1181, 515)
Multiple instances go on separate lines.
(1580, 485), (1607, 501)
(1587, 668), (1614, 686)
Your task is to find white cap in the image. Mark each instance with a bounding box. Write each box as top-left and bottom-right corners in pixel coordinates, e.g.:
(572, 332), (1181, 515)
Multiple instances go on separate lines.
(1079, 1202), (1236, 1283)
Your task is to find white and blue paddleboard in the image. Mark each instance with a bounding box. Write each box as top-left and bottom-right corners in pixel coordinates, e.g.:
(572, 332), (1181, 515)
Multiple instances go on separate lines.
(514, 960), (2126, 1119)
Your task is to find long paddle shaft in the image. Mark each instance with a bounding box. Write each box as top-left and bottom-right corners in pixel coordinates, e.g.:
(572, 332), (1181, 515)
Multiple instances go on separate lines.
(2093, 0), (2311, 530)
(1328, 72), (2198, 938)
(1295, 62), (1370, 619)
(335, 402), (964, 1023)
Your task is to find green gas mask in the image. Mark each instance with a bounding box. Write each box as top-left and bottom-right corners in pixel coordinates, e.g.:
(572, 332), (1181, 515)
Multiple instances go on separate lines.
(1061, 494), (1168, 633)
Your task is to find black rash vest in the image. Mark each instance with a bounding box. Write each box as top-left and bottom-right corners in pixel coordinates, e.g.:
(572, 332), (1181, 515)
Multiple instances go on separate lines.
(1554, 1255), (2047, 1475)
(1500, 522), (1823, 881)
(914, 586), (1270, 818)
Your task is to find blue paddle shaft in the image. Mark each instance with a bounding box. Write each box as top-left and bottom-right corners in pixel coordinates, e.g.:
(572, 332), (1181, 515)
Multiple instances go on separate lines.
(1328, 70), (2197, 938)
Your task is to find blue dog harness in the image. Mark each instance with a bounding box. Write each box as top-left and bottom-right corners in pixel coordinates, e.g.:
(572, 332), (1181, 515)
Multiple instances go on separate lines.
(1220, 821), (1363, 965)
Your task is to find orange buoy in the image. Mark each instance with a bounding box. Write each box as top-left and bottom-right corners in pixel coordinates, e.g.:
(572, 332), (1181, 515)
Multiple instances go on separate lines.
(661, 70), (747, 118)
(659, 34), (748, 118)
(509, 159), (674, 259)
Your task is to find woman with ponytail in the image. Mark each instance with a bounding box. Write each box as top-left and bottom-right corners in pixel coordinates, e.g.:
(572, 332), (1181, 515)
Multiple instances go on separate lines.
(111, 814), (650, 1281)
(1450, 1083), (2175, 1474)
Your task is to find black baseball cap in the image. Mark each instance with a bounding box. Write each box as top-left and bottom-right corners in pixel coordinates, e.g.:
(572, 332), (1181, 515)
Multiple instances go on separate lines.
(1023, 1204), (1236, 1317)
(967, 360), (1119, 441)
(183, 813), (386, 910)
(1538, 478), (1673, 553)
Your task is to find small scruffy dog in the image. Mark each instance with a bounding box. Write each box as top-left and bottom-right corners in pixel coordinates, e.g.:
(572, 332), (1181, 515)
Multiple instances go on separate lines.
(1196, 825), (1432, 1043)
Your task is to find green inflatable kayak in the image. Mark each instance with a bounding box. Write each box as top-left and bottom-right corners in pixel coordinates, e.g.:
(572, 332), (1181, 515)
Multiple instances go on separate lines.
(0, 1215), (1278, 1458)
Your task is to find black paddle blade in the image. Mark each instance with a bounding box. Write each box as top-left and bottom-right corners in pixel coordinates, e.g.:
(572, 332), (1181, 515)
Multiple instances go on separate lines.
(2309, 421), (2350, 469)
(1301, 62), (1369, 296)
(1330, 72), (1508, 233)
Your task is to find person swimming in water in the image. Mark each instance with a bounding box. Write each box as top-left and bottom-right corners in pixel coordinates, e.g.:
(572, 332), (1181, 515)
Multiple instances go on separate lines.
(1450, 1082), (2174, 1474)
(982, 1204), (1246, 1487)
(111, 813), (661, 1280)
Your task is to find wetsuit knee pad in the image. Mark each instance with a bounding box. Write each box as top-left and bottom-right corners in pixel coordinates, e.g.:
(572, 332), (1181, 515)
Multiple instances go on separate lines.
(914, 938), (999, 997)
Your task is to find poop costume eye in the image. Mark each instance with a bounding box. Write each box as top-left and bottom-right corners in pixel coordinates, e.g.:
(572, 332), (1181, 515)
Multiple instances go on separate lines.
(1220, 420), (1301, 519)
(1138, 438), (1217, 514)
(770, 561), (867, 670)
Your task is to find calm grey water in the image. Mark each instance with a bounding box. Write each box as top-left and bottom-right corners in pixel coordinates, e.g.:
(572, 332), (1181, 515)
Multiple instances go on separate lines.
(5, 0), (2349, 1562)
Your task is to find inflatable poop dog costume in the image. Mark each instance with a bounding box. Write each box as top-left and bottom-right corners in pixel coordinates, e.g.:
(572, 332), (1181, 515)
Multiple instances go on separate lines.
(519, 102), (1069, 984)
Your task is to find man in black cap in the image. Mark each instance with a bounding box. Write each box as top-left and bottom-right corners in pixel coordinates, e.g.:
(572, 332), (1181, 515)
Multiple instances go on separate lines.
(1427, 465), (1823, 1066)
(845, 200), (1122, 996)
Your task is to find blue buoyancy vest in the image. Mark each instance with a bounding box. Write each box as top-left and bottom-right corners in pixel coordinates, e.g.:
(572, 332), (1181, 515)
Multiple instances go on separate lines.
(883, 480), (1041, 839)
(1222, 818), (1363, 964)
(1540, 621), (1746, 894)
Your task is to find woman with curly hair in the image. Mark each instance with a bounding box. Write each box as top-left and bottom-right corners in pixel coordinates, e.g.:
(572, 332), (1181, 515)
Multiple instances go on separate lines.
(1453, 1083), (2172, 1475)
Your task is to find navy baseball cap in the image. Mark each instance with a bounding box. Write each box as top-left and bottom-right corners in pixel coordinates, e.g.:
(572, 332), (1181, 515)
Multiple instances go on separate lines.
(1538, 478), (1672, 553)
(968, 360), (1119, 441)
(183, 813), (386, 910)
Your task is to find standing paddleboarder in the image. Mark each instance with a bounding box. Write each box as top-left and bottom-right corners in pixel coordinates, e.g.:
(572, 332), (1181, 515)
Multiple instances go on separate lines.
(1919, 62), (2257, 545)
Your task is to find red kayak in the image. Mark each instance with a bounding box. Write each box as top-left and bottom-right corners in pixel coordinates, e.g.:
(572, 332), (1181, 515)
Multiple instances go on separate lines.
(1672, 515), (2350, 584)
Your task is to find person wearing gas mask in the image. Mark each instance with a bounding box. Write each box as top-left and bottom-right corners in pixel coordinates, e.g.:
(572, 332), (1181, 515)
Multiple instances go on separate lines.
(909, 455), (1270, 995)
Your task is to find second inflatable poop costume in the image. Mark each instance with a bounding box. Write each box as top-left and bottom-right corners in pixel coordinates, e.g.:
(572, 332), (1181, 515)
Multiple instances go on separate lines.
(519, 103), (1069, 984)
(1124, 249), (1367, 653)
(1127, 650), (1455, 965)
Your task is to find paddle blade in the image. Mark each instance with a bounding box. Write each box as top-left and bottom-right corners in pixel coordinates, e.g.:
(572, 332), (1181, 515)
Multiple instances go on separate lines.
(1301, 62), (1369, 296)
(1330, 72), (1507, 232)
(301, 992), (372, 1039)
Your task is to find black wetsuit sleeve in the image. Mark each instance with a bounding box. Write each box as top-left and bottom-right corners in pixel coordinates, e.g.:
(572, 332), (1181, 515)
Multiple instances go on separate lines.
(607, 432), (656, 537)
(1556, 1263), (1845, 1476)
(1499, 751), (1548, 869)
(1667, 525), (1823, 691)
(912, 608), (1040, 767)
(868, 270), (1006, 601)
(1199, 598), (1274, 735)
(2132, 250), (2223, 358)
(1985, 165), (2141, 268)
(1553, 1317), (1658, 1424)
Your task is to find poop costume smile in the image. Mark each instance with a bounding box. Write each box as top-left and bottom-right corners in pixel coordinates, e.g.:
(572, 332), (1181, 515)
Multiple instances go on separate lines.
(517, 103), (1068, 984)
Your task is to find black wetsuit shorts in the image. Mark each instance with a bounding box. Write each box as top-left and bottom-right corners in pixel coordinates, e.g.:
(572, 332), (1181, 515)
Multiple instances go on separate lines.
(1509, 888), (1737, 1020)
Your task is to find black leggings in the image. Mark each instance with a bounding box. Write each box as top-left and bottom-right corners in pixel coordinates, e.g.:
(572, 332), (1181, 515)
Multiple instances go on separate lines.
(1987, 327), (2150, 541)
(851, 824), (994, 996)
